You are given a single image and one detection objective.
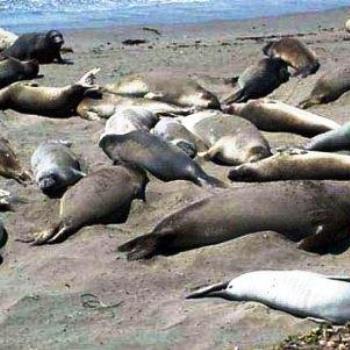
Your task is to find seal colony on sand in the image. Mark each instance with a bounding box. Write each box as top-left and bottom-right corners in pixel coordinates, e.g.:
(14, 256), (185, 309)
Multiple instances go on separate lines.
(186, 270), (350, 324)
(118, 181), (350, 259)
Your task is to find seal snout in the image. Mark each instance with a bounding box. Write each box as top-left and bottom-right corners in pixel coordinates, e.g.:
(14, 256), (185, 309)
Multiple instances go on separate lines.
(38, 175), (58, 191)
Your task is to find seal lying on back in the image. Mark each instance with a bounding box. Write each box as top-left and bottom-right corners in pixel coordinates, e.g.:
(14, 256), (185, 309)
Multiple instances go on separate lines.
(298, 67), (350, 109)
(0, 57), (39, 89)
(228, 149), (350, 182)
(305, 122), (350, 152)
(99, 130), (225, 188)
(103, 71), (220, 109)
(22, 165), (148, 245)
(179, 110), (271, 165)
(1, 30), (66, 64)
(263, 38), (320, 77)
(186, 270), (350, 324)
(224, 99), (339, 137)
(31, 140), (86, 195)
(118, 181), (350, 259)
(0, 68), (100, 118)
(222, 58), (290, 104)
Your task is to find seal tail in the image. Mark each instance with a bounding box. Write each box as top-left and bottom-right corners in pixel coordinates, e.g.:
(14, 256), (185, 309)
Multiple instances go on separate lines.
(186, 281), (229, 299)
(118, 233), (159, 260)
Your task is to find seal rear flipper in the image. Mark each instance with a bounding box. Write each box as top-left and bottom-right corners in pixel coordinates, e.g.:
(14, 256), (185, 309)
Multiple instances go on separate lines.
(186, 281), (229, 299)
(297, 97), (318, 109)
(196, 174), (228, 189)
(222, 88), (247, 104)
(118, 233), (159, 260)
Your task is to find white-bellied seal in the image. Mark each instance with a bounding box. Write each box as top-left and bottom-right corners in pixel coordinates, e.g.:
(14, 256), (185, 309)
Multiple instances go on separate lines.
(228, 149), (350, 182)
(103, 71), (220, 109)
(222, 58), (290, 104)
(224, 99), (339, 137)
(0, 28), (18, 51)
(186, 270), (350, 324)
(99, 130), (226, 188)
(31, 140), (86, 195)
(305, 122), (350, 152)
(179, 110), (271, 165)
(103, 107), (159, 136)
(21, 165), (148, 245)
(0, 68), (100, 118)
(263, 38), (320, 77)
(1, 30), (67, 64)
(152, 117), (206, 158)
(118, 181), (350, 259)
(298, 66), (350, 109)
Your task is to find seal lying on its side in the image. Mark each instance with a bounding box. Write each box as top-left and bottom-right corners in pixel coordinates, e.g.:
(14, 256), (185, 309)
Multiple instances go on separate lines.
(21, 165), (148, 245)
(228, 149), (350, 182)
(224, 99), (340, 137)
(186, 270), (350, 324)
(31, 140), (86, 195)
(0, 68), (100, 118)
(118, 181), (350, 259)
(99, 130), (226, 188)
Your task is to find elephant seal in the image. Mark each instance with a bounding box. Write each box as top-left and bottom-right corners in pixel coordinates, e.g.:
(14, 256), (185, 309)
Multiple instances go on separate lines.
(0, 57), (39, 88)
(21, 165), (148, 245)
(222, 58), (290, 104)
(152, 117), (206, 158)
(103, 71), (220, 109)
(186, 270), (350, 324)
(0, 28), (18, 51)
(179, 110), (271, 165)
(228, 149), (350, 182)
(118, 180), (350, 259)
(31, 140), (86, 195)
(263, 38), (320, 78)
(103, 107), (159, 136)
(1, 30), (66, 64)
(345, 19), (350, 33)
(99, 130), (226, 188)
(0, 68), (100, 118)
(224, 99), (339, 137)
(305, 122), (350, 152)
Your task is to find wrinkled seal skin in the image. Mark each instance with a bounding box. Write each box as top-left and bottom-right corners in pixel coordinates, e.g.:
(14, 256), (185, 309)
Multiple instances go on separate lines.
(0, 68), (99, 118)
(22, 165), (149, 245)
(118, 181), (350, 259)
(186, 270), (350, 324)
(228, 149), (350, 182)
(222, 58), (290, 104)
(224, 99), (340, 137)
(179, 110), (271, 165)
(31, 140), (86, 196)
(0, 57), (39, 89)
(99, 130), (226, 188)
(1, 30), (66, 64)
(103, 71), (220, 109)
(298, 67), (350, 109)
(263, 38), (320, 78)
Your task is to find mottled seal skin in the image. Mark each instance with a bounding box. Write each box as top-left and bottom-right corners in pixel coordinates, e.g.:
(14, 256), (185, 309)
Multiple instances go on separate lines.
(152, 117), (206, 158)
(0, 68), (100, 118)
(99, 130), (226, 188)
(263, 38), (320, 78)
(0, 28), (18, 51)
(77, 93), (195, 120)
(103, 71), (220, 109)
(228, 149), (350, 182)
(0, 57), (39, 89)
(31, 140), (86, 196)
(1, 30), (66, 64)
(224, 99), (340, 137)
(0, 137), (31, 184)
(118, 181), (350, 259)
(103, 107), (159, 136)
(187, 270), (350, 324)
(305, 122), (350, 152)
(179, 110), (271, 165)
(22, 165), (148, 245)
(298, 67), (350, 109)
(222, 58), (290, 104)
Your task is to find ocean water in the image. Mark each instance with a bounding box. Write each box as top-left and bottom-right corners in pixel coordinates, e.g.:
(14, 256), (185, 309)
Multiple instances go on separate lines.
(1, 0), (350, 33)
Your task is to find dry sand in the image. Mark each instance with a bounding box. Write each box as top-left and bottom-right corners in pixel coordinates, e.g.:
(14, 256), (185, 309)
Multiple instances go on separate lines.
(1, 7), (350, 350)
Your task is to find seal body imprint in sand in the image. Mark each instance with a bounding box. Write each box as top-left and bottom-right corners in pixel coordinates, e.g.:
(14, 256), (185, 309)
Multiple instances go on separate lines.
(187, 270), (350, 324)
(118, 181), (350, 259)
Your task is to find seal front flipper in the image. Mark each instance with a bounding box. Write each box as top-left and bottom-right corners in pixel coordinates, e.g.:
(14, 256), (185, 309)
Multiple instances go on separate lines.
(186, 281), (229, 299)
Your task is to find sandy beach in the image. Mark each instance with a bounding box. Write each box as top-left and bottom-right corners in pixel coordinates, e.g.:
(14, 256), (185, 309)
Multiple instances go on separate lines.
(2, 6), (350, 349)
